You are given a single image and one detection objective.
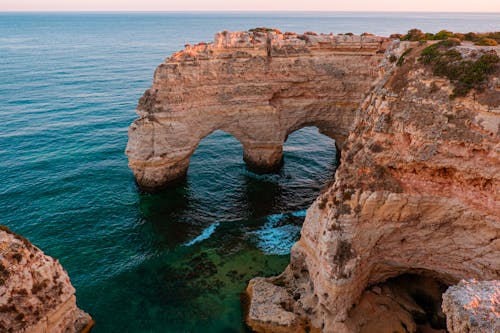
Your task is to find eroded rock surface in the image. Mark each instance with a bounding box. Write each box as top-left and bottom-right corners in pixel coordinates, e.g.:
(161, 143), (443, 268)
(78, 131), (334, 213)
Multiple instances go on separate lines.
(0, 226), (93, 333)
(126, 30), (500, 332)
(443, 280), (500, 333)
(126, 30), (396, 190)
(246, 42), (500, 332)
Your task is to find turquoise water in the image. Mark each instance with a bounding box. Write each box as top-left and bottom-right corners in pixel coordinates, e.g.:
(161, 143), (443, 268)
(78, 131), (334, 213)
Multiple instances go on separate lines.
(1, 12), (499, 333)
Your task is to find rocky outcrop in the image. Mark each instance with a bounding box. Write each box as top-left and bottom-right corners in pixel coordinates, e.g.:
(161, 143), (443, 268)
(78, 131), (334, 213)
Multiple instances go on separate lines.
(126, 30), (500, 332)
(245, 41), (500, 332)
(126, 30), (395, 191)
(0, 226), (93, 333)
(443, 280), (500, 333)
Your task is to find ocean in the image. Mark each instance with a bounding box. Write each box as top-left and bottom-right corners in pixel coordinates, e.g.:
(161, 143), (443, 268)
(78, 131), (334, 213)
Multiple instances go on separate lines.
(1, 12), (499, 332)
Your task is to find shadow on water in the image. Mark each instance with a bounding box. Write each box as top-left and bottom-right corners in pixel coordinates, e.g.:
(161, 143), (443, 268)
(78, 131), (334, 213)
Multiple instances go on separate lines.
(241, 174), (284, 219)
(94, 127), (338, 332)
(137, 180), (193, 249)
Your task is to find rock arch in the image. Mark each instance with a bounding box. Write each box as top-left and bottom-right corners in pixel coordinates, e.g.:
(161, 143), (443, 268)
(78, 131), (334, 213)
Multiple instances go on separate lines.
(244, 42), (500, 333)
(126, 30), (500, 332)
(126, 30), (397, 191)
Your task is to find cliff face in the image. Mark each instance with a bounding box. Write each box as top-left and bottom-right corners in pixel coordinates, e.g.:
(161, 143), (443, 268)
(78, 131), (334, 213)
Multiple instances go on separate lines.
(246, 43), (500, 332)
(126, 30), (500, 332)
(126, 30), (395, 190)
(0, 227), (93, 333)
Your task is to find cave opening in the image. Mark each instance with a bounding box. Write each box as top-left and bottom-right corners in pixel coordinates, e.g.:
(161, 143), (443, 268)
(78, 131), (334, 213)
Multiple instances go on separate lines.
(360, 273), (451, 333)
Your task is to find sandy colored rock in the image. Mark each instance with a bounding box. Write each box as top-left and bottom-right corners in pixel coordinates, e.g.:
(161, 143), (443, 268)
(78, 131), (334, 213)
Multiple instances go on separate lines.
(126, 30), (500, 332)
(443, 279), (500, 333)
(0, 226), (93, 333)
(246, 42), (500, 332)
(126, 30), (396, 190)
(244, 278), (313, 333)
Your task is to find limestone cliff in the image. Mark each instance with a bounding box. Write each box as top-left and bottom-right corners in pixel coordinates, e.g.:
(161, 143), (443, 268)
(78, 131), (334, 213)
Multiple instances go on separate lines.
(246, 42), (500, 332)
(126, 30), (500, 332)
(0, 226), (93, 333)
(126, 30), (394, 191)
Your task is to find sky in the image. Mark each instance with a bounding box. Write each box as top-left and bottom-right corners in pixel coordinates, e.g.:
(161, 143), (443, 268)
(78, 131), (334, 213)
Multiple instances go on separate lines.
(1, 0), (500, 12)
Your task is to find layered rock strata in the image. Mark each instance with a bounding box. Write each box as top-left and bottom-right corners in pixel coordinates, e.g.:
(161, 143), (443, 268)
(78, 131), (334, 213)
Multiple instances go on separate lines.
(245, 42), (500, 332)
(126, 30), (500, 332)
(442, 279), (500, 333)
(126, 30), (393, 190)
(0, 226), (93, 333)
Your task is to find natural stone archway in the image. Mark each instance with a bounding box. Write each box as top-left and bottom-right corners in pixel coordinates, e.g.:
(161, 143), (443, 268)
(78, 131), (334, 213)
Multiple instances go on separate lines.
(244, 42), (500, 333)
(126, 30), (397, 191)
(126, 30), (500, 332)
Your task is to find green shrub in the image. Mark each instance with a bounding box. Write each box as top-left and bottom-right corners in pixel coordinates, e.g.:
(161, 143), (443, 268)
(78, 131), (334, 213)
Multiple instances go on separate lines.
(440, 38), (462, 47)
(249, 27), (279, 33)
(475, 38), (498, 46)
(419, 42), (500, 97)
(396, 30), (500, 43)
(486, 32), (500, 41)
(433, 30), (454, 40)
(464, 32), (500, 43)
(419, 40), (460, 65)
(424, 33), (435, 40)
(402, 28), (426, 41)
(464, 32), (479, 41)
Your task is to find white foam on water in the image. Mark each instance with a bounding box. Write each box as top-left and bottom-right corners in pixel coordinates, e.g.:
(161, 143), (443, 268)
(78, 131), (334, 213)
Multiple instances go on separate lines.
(291, 209), (307, 218)
(184, 222), (220, 246)
(251, 209), (307, 255)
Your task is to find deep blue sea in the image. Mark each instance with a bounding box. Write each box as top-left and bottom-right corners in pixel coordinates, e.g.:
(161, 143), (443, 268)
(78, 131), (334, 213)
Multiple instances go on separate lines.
(1, 12), (499, 333)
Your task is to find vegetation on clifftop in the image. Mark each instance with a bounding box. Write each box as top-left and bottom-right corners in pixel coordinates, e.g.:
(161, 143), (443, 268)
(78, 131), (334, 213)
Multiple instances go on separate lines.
(418, 40), (500, 97)
(392, 29), (500, 46)
(248, 27), (281, 33)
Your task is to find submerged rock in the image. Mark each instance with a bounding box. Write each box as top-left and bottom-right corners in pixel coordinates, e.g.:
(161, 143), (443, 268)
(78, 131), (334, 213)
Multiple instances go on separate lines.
(244, 277), (316, 333)
(0, 226), (93, 333)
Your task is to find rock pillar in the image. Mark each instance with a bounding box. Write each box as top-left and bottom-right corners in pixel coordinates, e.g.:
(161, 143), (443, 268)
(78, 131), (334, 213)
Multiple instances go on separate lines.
(129, 157), (190, 192)
(243, 144), (283, 173)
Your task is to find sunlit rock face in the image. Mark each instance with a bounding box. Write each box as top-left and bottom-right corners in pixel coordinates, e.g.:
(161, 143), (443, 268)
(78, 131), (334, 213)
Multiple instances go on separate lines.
(0, 227), (93, 333)
(126, 30), (395, 191)
(245, 43), (500, 332)
(443, 280), (500, 333)
(127, 30), (500, 332)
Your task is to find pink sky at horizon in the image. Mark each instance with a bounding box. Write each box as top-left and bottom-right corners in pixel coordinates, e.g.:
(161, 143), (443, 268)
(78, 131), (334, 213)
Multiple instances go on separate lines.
(1, 0), (500, 12)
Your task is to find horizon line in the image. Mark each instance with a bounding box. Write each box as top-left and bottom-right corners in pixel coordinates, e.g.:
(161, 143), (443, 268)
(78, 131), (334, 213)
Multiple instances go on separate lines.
(1, 10), (500, 14)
